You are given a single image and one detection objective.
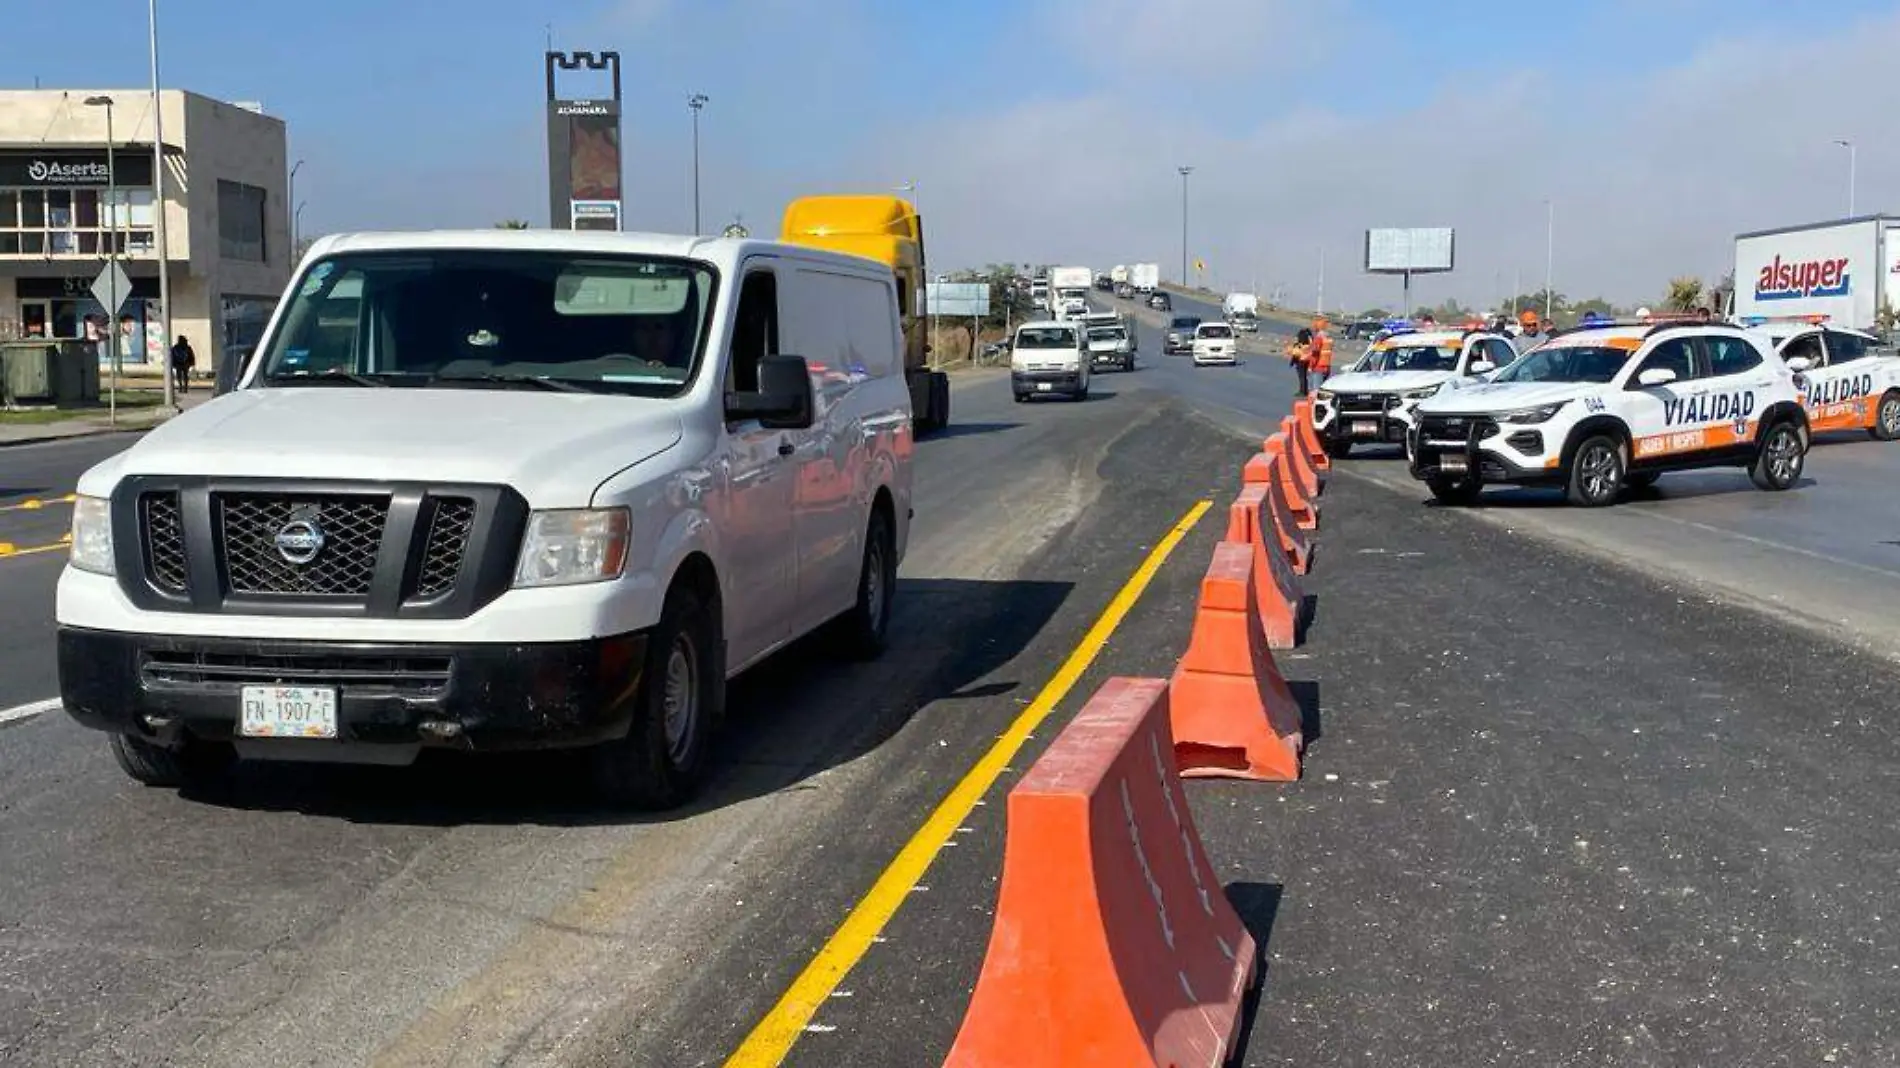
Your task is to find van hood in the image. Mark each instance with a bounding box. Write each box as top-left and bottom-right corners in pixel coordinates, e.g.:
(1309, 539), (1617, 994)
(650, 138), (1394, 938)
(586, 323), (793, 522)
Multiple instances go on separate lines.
(93, 388), (684, 507)
(1320, 369), (1456, 394)
(1416, 380), (1597, 414)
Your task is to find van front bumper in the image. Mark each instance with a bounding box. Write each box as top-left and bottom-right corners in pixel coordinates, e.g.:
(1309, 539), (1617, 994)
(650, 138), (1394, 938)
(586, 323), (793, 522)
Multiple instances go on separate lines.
(57, 627), (647, 758)
(1013, 370), (1085, 394)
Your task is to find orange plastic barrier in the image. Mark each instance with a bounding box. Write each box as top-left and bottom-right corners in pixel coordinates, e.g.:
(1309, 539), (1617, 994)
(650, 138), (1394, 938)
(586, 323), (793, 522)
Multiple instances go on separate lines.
(1169, 541), (1305, 780)
(1226, 483), (1268, 544)
(1265, 436), (1318, 533)
(943, 677), (1260, 1068)
(1262, 450), (1313, 575)
(1278, 416), (1325, 499)
(1292, 398), (1332, 473)
(1234, 491), (1303, 649)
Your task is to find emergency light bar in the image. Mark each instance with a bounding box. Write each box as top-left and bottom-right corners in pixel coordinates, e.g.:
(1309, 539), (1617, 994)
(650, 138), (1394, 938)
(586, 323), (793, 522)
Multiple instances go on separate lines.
(1737, 313), (1831, 327)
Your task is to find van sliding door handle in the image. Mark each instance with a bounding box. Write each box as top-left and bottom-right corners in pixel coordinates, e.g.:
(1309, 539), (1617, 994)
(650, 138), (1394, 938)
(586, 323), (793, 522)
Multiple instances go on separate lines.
(778, 441), (795, 456)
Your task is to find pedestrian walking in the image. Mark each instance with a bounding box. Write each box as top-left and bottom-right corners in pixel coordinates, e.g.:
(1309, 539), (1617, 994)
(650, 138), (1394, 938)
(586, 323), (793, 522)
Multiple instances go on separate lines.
(170, 335), (196, 394)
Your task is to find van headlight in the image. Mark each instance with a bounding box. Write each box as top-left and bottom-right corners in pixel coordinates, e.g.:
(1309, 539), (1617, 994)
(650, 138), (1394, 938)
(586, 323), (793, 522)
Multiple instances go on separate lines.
(513, 508), (631, 588)
(1500, 402), (1568, 424)
(1403, 385), (1442, 401)
(69, 494), (115, 575)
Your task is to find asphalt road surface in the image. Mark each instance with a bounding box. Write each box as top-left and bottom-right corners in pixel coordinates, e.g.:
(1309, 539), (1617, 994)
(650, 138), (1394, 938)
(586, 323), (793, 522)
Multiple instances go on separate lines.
(5, 306), (1900, 1066)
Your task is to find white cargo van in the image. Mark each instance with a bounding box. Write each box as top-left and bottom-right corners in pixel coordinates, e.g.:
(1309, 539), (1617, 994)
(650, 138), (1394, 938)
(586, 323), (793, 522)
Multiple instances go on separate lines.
(1011, 321), (1089, 401)
(56, 229), (914, 809)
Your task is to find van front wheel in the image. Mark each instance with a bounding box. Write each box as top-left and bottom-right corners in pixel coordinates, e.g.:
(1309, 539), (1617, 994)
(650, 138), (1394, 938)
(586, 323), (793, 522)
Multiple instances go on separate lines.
(591, 584), (720, 810)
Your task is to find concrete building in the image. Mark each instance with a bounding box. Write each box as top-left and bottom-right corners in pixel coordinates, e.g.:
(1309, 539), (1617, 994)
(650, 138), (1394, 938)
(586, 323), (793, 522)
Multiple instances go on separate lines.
(0, 88), (291, 373)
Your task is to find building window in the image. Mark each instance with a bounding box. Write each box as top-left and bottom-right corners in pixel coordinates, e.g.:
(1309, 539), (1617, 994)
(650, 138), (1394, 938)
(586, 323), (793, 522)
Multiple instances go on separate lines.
(217, 179), (267, 263)
(0, 186), (155, 256)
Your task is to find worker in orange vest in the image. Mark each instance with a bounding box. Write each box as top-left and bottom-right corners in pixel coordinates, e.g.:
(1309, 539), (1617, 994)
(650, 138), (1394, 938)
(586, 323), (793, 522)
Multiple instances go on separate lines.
(1309, 319), (1334, 390)
(1284, 328), (1313, 394)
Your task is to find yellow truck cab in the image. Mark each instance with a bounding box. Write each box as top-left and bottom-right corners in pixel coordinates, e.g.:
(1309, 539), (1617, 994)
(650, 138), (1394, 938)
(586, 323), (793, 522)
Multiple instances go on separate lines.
(780, 195), (950, 432)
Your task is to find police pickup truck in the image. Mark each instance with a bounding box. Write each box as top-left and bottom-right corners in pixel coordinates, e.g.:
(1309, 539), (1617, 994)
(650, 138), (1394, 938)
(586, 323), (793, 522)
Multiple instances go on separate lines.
(1408, 318), (1809, 506)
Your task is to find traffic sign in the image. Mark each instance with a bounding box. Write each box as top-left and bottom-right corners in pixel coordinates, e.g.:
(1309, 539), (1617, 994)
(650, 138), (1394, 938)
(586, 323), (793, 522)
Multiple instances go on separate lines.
(89, 261), (132, 316)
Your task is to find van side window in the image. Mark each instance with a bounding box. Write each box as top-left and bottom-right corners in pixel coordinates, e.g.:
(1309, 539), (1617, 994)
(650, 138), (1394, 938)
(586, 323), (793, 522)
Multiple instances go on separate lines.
(728, 270), (779, 394)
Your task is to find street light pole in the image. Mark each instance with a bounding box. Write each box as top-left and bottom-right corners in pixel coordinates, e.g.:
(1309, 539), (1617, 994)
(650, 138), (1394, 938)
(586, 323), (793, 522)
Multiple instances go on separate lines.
(294, 201), (306, 254)
(1833, 139), (1857, 216)
(1177, 166), (1193, 286)
(1543, 198), (1554, 322)
(149, 0), (174, 410)
(288, 158), (304, 249)
(85, 96), (120, 426)
(688, 93), (708, 233)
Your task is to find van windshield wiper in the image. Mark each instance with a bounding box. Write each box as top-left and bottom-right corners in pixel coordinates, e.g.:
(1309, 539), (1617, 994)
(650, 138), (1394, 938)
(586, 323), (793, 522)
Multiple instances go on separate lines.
(428, 372), (595, 393)
(266, 369), (411, 387)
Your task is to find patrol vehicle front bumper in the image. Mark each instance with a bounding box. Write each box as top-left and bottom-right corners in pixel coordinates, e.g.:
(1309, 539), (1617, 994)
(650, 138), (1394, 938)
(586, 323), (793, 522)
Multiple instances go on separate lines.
(1407, 414), (1561, 485)
(1315, 392), (1414, 445)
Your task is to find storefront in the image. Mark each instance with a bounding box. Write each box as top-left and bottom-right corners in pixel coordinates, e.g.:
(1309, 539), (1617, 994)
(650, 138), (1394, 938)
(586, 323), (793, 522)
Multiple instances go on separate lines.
(0, 89), (291, 374)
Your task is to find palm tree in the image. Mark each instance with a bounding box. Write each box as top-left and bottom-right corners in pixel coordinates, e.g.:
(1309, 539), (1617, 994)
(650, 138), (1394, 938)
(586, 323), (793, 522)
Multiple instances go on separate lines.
(1664, 276), (1704, 312)
(495, 219), (530, 230)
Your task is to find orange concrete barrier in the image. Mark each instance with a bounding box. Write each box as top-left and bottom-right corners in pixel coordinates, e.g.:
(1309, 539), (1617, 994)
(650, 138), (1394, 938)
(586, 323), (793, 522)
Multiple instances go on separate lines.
(1226, 483), (1268, 544)
(1262, 450), (1313, 575)
(1234, 490), (1304, 649)
(1265, 436), (1318, 533)
(943, 677), (1260, 1068)
(1292, 398), (1331, 474)
(1278, 416), (1325, 499)
(1169, 541), (1304, 780)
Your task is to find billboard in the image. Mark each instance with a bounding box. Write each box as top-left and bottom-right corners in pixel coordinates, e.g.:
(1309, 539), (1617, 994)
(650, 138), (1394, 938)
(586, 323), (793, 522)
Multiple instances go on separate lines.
(545, 51), (624, 231)
(1365, 228), (1455, 274)
(925, 283), (991, 316)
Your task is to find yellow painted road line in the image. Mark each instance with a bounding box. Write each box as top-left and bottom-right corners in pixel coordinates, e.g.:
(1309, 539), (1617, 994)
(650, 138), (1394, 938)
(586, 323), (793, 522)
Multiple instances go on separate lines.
(722, 498), (1213, 1068)
(0, 536), (71, 560)
(0, 494), (76, 514)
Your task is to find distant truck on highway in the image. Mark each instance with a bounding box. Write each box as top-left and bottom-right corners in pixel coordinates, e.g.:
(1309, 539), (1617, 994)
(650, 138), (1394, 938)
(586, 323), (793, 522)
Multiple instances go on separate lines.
(1223, 292), (1260, 333)
(1130, 263), (1160, 294)
(781, 194), (950, 432)
(1732, 216), (1900, 335)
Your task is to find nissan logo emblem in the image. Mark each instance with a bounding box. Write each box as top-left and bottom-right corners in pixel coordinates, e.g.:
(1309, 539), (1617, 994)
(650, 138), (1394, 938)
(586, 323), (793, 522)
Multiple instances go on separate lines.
(273, 519), (326, 565)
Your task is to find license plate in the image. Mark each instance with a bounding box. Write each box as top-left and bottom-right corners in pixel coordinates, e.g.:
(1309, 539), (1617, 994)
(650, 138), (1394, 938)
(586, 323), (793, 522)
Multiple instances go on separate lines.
(239, 685), (338, 739)
(1036, 382), (1052, 392)
(1438, 453), (1469, 473)
(1352, 420), (1379, 436)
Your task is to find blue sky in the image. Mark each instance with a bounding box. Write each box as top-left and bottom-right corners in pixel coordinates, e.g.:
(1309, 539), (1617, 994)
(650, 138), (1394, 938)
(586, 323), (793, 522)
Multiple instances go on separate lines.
(12, 0), (1900, 309)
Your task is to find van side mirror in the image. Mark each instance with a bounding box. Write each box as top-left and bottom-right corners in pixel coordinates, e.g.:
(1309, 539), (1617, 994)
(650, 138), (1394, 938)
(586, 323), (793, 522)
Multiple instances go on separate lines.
(726, 354), (814, 429)
(1635, 367), (1678, 388)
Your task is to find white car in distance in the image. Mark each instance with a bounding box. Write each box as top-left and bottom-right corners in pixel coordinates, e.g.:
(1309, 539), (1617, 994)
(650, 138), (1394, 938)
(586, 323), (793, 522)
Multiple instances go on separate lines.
(1191, 321), (1238, 366)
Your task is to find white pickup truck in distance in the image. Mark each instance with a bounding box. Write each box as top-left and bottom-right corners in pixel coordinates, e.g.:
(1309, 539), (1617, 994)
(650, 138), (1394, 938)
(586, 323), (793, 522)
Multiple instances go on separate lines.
(1087, 321), (1137, 371)
(56, 229), (914, 810)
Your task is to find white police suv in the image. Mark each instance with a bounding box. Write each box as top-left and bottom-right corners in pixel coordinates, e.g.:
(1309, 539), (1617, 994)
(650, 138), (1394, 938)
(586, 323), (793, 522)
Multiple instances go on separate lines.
(1408, 319), (1810, 506)
(1311, 328), (1518, 457)
(1742, 316), (1900, 441)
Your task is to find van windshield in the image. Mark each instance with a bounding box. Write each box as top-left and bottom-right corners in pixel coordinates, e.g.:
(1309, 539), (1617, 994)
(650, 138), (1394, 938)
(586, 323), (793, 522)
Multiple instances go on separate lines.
(256, 250), (719, 395)
(1017, 327), (1077, 348)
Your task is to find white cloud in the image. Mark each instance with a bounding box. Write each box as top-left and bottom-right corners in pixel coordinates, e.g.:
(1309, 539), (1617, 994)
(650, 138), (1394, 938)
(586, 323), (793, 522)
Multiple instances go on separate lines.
(1041, 0), (1337, 83)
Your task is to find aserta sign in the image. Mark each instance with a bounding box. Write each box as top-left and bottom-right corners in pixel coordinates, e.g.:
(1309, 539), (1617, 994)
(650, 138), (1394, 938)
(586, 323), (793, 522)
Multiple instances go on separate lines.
(0, 151), (154, 187)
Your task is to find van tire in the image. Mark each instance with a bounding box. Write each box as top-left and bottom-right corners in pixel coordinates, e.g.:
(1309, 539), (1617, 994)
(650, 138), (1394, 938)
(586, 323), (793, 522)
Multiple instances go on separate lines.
(590, 584), (720, 810)
(1565, 434), (1625, 507)
(1750, 419), (1805, 492)
(108, 733), (235, 789)
(1872, 391), (1900, 441)
(832, 506), (896, 660)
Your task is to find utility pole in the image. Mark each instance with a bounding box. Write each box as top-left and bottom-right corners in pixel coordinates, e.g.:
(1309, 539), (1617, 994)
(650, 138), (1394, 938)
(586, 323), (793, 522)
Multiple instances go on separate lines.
(85, 96), (120, 426)
(1833, 139), (1857, 216)
(688, 94), (709, 233)
(1543, 198), (1555, 322)
(1177, 165), (1193, 286)
(288, 158), (304, 250)
(149, 0), (175, 409)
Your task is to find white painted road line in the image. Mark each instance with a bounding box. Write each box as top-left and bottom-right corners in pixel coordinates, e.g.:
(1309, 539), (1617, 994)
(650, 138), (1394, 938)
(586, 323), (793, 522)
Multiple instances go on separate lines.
(0, 697), (59, 729)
